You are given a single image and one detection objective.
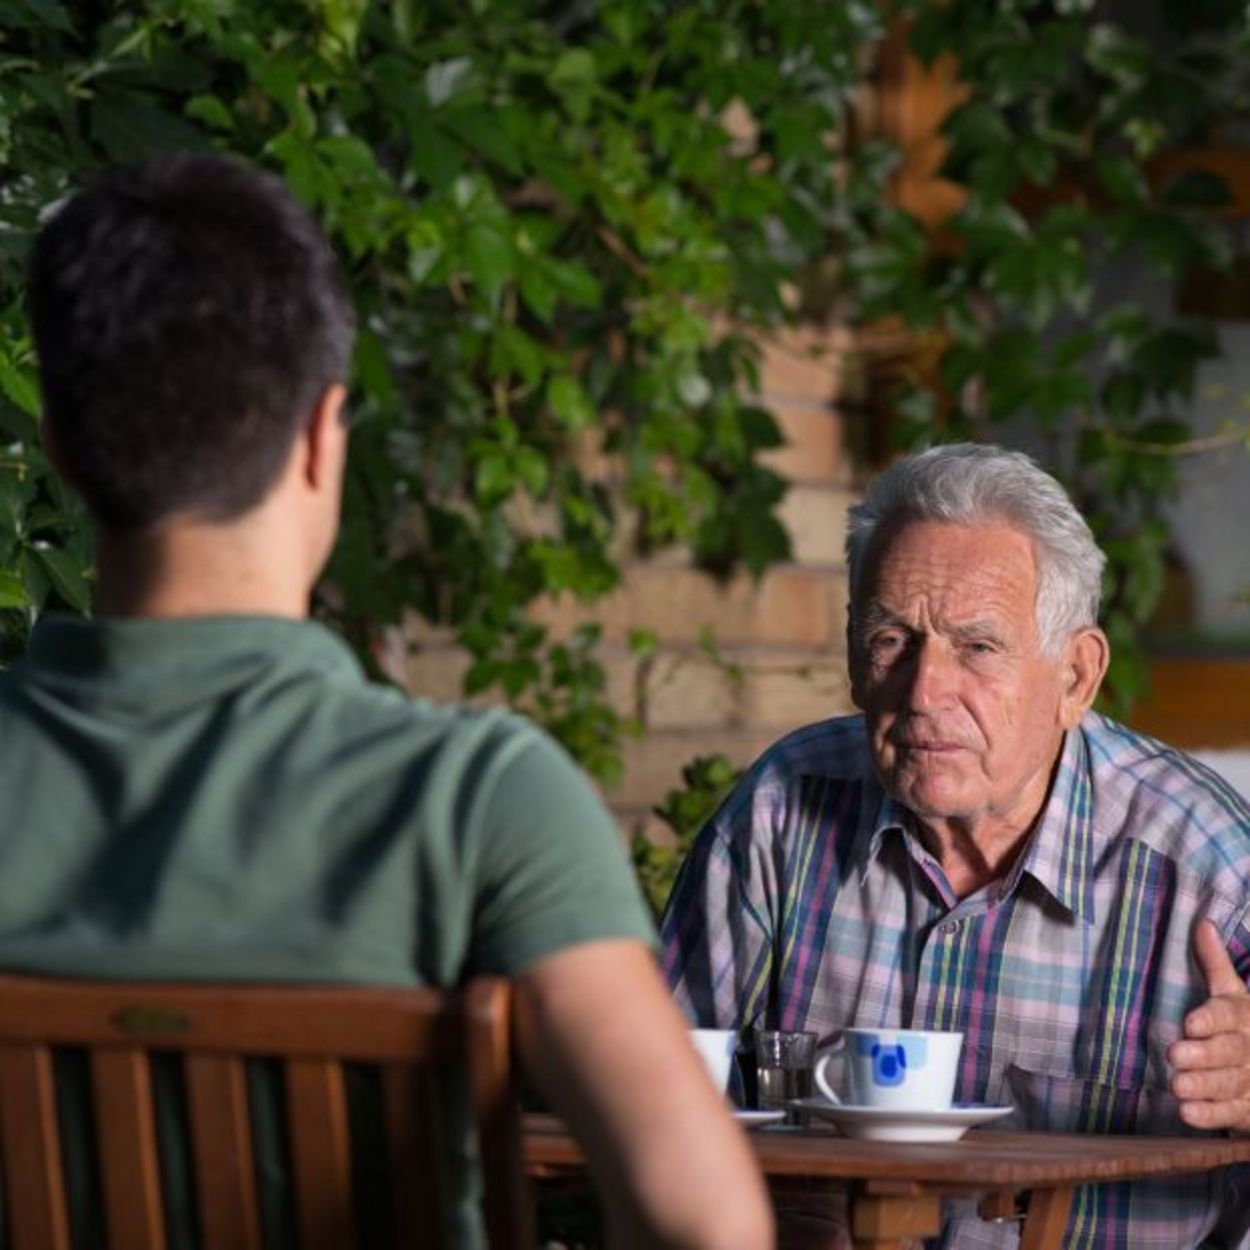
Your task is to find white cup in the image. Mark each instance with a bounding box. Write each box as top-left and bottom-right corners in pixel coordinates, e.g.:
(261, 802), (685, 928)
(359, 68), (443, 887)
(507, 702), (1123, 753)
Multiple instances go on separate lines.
(814, 1027), (963, 1111)
(690, 1028), (737, 1094)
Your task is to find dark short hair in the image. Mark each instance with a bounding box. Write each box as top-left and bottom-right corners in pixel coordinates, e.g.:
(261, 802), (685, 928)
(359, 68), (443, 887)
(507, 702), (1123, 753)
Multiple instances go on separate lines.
(28, 153), (355, 529)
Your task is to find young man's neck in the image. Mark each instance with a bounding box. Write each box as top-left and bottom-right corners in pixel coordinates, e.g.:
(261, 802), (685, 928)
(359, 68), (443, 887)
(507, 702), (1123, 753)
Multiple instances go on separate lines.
(92, 518), (314, 621)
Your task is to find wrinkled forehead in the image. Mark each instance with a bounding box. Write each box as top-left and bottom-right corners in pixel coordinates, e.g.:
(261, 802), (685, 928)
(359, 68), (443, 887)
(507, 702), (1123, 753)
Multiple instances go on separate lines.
(856, 517), (1040, 623)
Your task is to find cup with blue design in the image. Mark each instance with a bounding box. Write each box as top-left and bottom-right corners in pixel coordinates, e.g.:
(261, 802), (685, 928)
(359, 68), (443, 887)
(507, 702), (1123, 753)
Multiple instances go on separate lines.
(815, 1027), (963, 1111)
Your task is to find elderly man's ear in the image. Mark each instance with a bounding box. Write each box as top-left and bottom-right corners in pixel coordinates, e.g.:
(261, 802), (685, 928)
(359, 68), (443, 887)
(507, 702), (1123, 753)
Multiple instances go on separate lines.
(845, 613), (866, 710)
(1058, 626), (1110, 729)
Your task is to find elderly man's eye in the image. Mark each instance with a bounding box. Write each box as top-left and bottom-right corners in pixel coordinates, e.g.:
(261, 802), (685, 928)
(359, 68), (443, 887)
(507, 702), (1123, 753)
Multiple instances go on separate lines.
(870, 632), (905, 654)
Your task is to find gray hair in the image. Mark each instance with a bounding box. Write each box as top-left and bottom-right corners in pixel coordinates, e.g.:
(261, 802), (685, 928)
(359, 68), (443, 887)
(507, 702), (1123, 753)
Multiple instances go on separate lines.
(845, 444), (1105, 654)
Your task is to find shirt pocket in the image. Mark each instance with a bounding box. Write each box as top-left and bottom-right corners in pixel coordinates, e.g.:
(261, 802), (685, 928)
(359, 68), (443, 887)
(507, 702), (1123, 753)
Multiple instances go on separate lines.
(1002, 1063), (1185, 1136)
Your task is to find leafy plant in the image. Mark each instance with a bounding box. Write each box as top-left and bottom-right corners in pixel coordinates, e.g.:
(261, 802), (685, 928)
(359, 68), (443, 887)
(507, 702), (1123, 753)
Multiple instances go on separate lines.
(0, 1), (889, 777)
(841, 0), (1250, 709)
(634, 752), (742, 919)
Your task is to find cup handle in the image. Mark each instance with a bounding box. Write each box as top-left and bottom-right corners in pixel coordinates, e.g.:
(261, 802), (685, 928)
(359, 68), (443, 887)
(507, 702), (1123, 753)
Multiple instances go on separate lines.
(813, 1049), (843, 1105)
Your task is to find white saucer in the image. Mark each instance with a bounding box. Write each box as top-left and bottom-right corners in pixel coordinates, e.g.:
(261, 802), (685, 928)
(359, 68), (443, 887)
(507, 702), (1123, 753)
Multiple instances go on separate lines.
(790, 1098), (1013, 1143)
(733, 1109), (788, 1127)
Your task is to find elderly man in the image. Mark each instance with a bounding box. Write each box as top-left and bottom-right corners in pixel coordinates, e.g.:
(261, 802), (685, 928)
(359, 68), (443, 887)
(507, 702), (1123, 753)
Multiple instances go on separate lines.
(662, 443), (1250, 1248)
(2, 154), (772, 1250)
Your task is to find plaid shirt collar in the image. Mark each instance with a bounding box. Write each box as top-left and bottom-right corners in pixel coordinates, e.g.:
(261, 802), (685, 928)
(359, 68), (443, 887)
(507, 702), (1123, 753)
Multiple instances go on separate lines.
(862, 723), (1097, 923)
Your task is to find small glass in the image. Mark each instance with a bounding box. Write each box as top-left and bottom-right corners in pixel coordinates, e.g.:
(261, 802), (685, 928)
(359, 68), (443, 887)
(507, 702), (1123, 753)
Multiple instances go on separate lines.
(754, 1030), (817, 1121)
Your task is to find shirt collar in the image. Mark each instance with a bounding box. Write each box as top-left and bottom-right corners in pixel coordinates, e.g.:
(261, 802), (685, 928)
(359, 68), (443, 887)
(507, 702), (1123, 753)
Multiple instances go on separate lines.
(1010, 724), (1096, 923)
(864, 789), (911, 874)
(19, 614), (363, 711)
(861, 724), (1096, 922)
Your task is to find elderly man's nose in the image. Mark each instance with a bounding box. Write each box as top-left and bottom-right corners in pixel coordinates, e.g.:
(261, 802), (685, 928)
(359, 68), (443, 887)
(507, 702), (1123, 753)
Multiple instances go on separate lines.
(905, 639), (956, 708)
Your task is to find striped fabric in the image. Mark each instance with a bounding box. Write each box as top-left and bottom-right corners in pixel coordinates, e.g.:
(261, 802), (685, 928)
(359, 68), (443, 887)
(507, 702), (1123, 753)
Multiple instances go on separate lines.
(662, 711), (1250, 1249)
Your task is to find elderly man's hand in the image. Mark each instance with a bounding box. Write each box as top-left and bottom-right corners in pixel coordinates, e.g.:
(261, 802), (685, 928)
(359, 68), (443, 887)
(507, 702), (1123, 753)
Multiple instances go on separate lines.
(1167, 919), (1250, 1133)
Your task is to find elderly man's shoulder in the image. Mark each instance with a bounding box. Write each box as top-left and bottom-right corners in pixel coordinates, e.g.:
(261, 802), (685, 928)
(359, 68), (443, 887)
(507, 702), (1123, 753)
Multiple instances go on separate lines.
(748, 713), (875, 784)
(703, 714), (875, 851)
(713, 715), (874, 820)
(1083, 711), (1250, 886)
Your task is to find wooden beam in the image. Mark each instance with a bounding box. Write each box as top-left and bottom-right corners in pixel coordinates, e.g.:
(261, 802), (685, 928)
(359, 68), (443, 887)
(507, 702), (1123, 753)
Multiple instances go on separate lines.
(1130, 657), (1250, 749)
(866, 23), (1250, 232)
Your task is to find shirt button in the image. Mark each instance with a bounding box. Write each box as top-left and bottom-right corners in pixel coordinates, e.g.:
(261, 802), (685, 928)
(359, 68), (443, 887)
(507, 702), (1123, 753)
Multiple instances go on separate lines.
(939, 921), (959, 936)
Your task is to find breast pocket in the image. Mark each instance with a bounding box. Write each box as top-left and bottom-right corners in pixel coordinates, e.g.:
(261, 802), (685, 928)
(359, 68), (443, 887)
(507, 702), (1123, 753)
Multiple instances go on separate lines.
(1002, 1063), (1185, 1135)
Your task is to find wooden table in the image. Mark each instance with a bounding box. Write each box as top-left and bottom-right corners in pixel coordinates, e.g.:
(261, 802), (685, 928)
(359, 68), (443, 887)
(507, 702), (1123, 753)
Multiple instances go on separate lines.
(523, 1114), (1250, 1250)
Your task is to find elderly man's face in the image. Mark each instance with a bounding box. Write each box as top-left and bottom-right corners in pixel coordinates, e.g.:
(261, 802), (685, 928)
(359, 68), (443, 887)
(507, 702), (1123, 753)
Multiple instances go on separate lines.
(851, 519), (1075, 831)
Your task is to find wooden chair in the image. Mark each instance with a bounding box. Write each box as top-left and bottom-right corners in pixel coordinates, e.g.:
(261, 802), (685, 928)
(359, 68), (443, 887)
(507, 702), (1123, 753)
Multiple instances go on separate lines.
(0, 975), (532, 1250)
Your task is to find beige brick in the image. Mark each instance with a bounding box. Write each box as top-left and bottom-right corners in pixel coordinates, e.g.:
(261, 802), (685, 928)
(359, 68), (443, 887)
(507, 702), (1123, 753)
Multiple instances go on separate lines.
(401, 609), (460, 650)
(606, 730), (775, 809)
(621, 812), (685, 850)
(566, 424), (617, 479)
(753, 325), (850, 403)
(530, 565), (840, 648)
(740, 653), (856, 728)
(502, 493), (559, 540)
(778, 484), (857, 566)
(404, 647), (474, 704)
(601, 648), (642, 719)
(763, 404), (845, 483)
(645, 647), (858, 731)
(642, 652), (741, 729)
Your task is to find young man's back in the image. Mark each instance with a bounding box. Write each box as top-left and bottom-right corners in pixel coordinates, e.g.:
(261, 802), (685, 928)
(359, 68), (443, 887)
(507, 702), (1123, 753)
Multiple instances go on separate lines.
(0, 615), (650, 987)
(0, 614), (658, 1245)
(8, 153), (772, 1250)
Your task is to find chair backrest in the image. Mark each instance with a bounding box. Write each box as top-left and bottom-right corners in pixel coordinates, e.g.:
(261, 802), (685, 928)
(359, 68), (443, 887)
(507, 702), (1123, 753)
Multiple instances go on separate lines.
(0, 975), (532, 1250)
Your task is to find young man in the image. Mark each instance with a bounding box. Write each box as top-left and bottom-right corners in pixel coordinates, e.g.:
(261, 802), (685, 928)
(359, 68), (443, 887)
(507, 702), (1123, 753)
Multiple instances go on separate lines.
(3, 153), (772, 1250)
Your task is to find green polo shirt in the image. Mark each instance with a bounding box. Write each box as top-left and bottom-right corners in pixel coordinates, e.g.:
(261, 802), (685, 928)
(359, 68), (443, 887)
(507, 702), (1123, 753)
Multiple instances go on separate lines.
(0, 614), (654, 1246)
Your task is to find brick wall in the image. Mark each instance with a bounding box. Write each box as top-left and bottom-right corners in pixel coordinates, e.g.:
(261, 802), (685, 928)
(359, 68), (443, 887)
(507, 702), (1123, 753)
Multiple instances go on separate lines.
(403, 323), (858, 837)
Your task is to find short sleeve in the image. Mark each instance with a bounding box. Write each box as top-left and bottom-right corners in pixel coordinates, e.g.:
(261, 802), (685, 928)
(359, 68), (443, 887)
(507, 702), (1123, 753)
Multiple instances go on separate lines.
(467, 726), (656, 976)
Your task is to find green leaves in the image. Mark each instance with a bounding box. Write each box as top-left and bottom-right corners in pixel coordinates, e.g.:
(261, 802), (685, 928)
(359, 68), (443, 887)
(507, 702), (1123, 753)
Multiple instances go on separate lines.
(0, 346), (39, 422)
(859, 0), (1250, 710)
(549, 47), (598, 122)
(30, 544), (89, 613)
(547, 375), (595, 430)
(0, 570), (28, 610)
(0, 3), (857, 796)
(636, 752), (743, 917)
(90, 95), (210, 162)
(465, 227), (513, 310)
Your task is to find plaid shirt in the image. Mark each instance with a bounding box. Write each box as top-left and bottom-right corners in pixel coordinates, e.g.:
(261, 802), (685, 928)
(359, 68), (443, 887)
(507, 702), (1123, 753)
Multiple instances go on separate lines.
(662, 712), (1250, 1249)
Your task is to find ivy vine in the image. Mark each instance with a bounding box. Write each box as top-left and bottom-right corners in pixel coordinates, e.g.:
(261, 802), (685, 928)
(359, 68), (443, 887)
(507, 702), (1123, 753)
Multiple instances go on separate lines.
(845, 0), (1250, 709)
(0, 0), (887, 784)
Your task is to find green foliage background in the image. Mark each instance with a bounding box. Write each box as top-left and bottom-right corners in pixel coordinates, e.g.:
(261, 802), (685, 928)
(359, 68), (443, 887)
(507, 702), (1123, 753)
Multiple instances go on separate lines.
(853, 0), (1250, 708)
(0, 0), (885, 786)
(4, 1), (1250, 912)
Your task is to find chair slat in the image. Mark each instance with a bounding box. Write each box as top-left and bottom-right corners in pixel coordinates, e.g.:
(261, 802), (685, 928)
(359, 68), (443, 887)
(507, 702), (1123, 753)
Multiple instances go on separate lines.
(382, 1063), (445, 1243)
(0, 977), (526, 1250)
(286, 1058), (356, 1250)
(186, 1054), (262, 1250)
(0, 977), (455, 1063)
(90, 1047), (166, 1250)
(465, 982), (533, 1250)
(0, 1045), (71, 1250)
